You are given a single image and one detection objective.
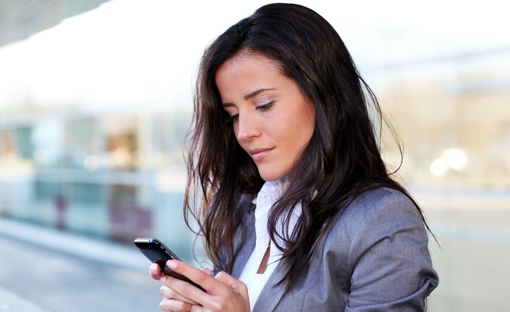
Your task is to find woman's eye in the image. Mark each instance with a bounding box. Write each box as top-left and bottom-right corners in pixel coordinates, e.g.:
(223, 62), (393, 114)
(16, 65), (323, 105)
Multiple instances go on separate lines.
(257, 102), (274, 111)
(227, 113), (239, 123)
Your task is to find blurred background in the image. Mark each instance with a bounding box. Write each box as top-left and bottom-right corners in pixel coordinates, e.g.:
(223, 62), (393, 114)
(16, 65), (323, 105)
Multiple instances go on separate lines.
(0, 0), (508, 311)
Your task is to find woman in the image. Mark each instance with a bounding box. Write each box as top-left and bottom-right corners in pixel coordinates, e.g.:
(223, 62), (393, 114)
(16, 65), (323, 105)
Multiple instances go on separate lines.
(150, 3), (439, 311)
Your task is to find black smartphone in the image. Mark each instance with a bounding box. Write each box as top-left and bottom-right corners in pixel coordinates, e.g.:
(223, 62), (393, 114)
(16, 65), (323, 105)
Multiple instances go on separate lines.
(134, 238), (205, 291)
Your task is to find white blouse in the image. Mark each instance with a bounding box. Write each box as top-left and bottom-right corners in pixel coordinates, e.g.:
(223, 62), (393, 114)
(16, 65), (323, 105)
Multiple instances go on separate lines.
(238, 180), (302, 311)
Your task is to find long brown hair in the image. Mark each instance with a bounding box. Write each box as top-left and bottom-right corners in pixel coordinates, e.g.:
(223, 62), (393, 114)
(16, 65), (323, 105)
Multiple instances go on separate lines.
(184, 3), (429, 290)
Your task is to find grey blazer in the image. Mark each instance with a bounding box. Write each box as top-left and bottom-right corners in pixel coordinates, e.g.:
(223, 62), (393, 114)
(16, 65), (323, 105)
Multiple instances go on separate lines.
(229, 188), (439, 311)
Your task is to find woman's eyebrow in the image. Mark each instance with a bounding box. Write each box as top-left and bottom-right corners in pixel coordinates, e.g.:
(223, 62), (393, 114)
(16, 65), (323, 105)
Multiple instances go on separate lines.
(222, 103), (235, 108)
(244, 88), (275, 100)
(222, 88), (276, 108)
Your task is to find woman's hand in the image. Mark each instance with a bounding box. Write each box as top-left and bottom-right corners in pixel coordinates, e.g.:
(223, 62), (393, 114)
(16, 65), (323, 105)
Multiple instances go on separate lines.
(150, 260), (250, 312)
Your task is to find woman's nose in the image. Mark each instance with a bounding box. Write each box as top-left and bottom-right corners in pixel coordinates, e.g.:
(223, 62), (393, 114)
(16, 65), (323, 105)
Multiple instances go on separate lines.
(236, 113), (259, 141)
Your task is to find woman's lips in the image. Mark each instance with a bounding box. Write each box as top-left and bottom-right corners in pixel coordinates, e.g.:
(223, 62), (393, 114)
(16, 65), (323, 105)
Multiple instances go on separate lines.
(249, 148), (273, 161)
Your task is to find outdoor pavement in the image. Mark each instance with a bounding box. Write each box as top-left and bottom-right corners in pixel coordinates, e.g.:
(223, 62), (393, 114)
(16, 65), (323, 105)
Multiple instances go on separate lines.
(0, 288), (46, 312)
(0, 217), (162, 312)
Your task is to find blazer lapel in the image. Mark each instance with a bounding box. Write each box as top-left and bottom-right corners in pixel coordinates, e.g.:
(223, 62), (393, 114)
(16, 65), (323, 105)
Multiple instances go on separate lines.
(252, 261), (287, 311)
(232, 224), (256, 278)
(232, 196), (256, 278)
(232, 193), (288, 311)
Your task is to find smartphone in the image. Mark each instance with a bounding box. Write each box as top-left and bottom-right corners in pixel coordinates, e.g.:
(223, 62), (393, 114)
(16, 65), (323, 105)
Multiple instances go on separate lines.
(134, 238), (205, 291)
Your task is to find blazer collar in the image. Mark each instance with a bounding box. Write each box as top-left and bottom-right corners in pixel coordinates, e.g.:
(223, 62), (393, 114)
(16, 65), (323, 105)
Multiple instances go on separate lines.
(231, 194), (256, 278)
(252, 260), (287, 311)
(251, 201), (310, 311)
(232, 213), (288, 312)
(231, 195), (290, 311)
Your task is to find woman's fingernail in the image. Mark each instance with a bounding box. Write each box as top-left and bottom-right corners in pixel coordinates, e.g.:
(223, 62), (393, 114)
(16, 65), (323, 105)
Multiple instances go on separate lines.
(150, 264), (158, 273)
(167, 260), (178, 269)
(160, 275), (167, 283)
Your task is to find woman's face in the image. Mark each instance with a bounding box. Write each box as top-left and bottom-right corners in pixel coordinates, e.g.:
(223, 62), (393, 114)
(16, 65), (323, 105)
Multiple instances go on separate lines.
(215, 52), (316, 181)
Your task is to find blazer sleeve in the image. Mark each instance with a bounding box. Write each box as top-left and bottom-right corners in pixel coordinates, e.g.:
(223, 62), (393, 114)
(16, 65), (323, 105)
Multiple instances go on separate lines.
(343, 189), (439, 311)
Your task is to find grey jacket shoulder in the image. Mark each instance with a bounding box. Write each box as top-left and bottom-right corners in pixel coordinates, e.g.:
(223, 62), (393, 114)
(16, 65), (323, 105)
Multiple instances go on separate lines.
(246, 187), (439, 311)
